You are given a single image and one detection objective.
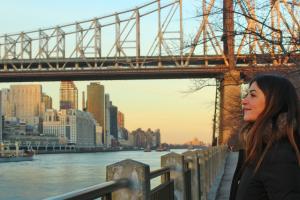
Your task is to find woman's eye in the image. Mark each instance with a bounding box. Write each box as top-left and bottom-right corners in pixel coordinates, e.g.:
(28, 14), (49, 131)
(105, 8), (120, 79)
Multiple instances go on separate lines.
(250, 93), (256, 97)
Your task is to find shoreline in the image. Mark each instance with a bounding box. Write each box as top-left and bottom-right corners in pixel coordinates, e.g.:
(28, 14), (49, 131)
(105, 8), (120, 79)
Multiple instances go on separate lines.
(34, 147), (191, 155)
(34, 147), (142, 154)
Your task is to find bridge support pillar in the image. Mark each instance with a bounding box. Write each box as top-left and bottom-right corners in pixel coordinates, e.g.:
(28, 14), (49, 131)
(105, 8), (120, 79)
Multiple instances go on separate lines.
(219, 70), (242, 145)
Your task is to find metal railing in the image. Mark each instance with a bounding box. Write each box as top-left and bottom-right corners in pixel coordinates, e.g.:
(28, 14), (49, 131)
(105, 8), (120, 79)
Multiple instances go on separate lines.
(45, 178), (130, 200)
(45, 145), (228, 200)
(149, 167), (174, 200)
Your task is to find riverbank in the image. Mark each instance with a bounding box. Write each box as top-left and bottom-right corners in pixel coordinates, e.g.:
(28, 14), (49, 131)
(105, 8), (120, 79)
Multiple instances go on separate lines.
(34, 146), (144, 154)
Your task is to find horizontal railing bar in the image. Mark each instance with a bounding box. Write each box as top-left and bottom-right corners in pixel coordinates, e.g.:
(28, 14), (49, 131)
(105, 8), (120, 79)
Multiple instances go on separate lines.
(150, 180), (174, 196)
(184, 158), (193, 163)
(44, 178), (130, 200)
(150, 167), (170, 179)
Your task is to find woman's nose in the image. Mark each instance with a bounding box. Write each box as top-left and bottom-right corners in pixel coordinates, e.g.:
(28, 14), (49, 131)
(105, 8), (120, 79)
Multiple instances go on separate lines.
(241, 97), (248, 105)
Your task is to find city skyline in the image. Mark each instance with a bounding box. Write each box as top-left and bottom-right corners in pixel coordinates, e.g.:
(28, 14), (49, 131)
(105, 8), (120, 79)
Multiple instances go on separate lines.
(0, 80), (215, 144)
(0, 0), (216, 144)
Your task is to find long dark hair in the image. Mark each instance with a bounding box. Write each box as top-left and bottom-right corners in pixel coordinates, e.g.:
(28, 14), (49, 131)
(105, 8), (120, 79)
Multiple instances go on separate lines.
(243, 74), (300, 171)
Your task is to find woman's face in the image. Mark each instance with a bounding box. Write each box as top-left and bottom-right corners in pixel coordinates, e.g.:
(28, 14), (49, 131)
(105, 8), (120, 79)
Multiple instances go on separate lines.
(242, 82), (266, 122)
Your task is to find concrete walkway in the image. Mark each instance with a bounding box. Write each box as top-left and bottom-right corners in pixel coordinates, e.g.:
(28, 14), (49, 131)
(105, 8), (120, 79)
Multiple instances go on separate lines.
(214, 152), (239, 200)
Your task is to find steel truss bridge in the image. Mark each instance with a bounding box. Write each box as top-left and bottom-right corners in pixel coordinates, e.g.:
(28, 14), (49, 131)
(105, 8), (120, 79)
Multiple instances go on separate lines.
(0, 0), (299, 144)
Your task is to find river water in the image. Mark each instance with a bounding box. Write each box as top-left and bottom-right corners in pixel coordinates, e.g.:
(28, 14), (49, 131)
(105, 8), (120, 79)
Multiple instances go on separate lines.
(0, 149), (187, 200)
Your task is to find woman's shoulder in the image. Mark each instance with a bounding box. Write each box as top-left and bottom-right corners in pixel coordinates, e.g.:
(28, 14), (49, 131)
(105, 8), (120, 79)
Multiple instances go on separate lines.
(263, 137), (300, 164)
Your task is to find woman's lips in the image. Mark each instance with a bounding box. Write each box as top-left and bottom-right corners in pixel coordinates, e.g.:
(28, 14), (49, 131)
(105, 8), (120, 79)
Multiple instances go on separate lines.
(243, 108), (251, 114)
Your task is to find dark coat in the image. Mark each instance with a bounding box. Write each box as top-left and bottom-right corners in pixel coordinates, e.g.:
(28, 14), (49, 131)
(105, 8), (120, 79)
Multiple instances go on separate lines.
(229, 138), (300, 200)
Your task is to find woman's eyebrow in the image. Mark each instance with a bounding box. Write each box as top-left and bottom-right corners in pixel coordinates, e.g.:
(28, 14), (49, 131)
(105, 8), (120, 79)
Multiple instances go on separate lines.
(249, 89), (256, 93)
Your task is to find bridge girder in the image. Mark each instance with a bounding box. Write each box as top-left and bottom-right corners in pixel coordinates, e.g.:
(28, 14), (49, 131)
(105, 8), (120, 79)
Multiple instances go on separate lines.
(0, 0), (299, 146)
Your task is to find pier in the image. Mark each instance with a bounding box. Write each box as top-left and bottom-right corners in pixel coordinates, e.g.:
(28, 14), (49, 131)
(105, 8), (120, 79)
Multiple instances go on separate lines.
(45, 146), (236, 200)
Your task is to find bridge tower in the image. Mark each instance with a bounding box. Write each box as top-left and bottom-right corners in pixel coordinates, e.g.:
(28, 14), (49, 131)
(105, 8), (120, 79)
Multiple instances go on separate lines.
(218, 0), (242, 145)
(218, 71), (242, 145)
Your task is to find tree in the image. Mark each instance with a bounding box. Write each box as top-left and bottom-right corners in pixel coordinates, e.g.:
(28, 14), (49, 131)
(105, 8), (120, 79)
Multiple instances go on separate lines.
(186, 0), (299, 146)
(186, 0), (299, 68)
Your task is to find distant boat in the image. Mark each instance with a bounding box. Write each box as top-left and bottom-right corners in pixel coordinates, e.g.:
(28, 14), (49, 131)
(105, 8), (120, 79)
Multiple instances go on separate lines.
(156, 145), (170, 152)
(0, 151), (34, 163)
(0, 142), (34, 163)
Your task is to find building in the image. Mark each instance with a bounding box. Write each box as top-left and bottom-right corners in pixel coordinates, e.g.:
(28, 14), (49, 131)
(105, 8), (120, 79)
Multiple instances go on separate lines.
(42, 93), (52, 110)
(117, 111), (124, 128)
(87, 83), (105, 145)
(118, 127), (129, 140)
(95, 123), (103, 146)
(0, 89), (10, 117)
(128, 132), (135, 146)
(43, 109), (65, 141)
(43, 109), (98, 147)
(60, 81), (78, 110)
(3, 117), (59, 146)
(104, 94), (111, 147)
(131, 128), (161, 148)
(6, 85), (44, 133)
(73, 110), (97, 147)
(118, 127), (130, 147)
(185, 138), (206, 146)
(3, 118), (27, 136)
(145, 128), (160, 148)
(110, 102), (118, 142)
(132, 128), (147, 148)
(151, 129), (161, 148)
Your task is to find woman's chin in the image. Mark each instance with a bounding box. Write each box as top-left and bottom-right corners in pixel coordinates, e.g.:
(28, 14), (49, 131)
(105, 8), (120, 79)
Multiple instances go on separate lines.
(243, 116), (255, 122)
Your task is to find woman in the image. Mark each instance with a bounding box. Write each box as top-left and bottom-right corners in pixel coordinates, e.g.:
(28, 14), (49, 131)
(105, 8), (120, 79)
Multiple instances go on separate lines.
(229, 74), (300, 200)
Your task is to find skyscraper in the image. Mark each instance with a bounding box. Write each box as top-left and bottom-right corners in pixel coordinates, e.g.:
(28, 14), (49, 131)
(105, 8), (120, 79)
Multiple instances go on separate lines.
(42, 93), (52, 110)
(117, 111), (125, 128)
(60, 81), (78, 110)
(110, 102), (118, 141)
(87, 83), (105, 145)
(8, 84), (43, 126)
(105, 94), (111, 147)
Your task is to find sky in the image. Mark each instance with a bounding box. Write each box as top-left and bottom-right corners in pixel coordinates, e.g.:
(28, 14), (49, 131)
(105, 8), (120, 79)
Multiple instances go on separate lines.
(0, 0), (216, 144)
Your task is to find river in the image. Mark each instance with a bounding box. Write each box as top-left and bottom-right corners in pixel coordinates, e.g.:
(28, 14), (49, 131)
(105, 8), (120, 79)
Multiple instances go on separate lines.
(0, 149), (187, 200)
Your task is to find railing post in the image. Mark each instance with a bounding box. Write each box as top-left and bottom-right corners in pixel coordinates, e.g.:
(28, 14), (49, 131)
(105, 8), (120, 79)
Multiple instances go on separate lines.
(208, 148), (213, 188)
(216, 147), (220, 179)
(106, 159), (150, 200)
(203, 150), (210, 197)
(211, 147), (216, 182)
(206, 149), (211, 188)
(195, 150), (207, 200)
(183, 150), (201, 200)
(161, 152), (186, 200)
